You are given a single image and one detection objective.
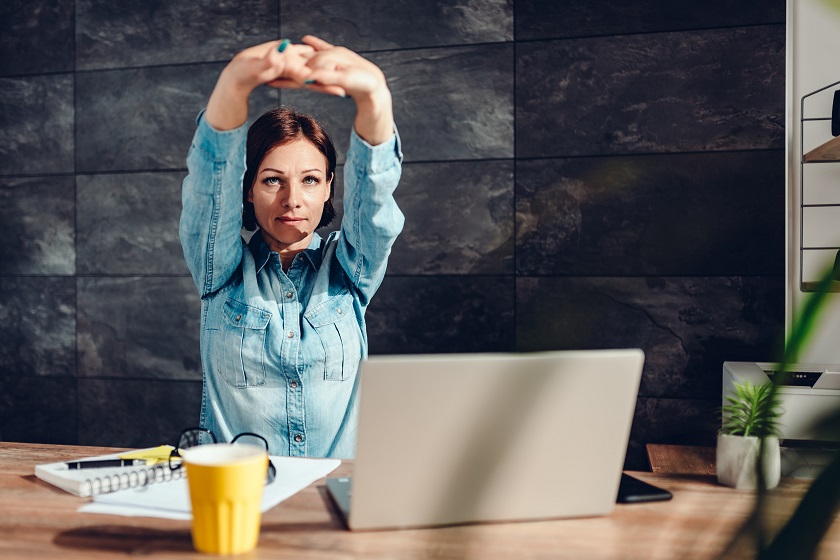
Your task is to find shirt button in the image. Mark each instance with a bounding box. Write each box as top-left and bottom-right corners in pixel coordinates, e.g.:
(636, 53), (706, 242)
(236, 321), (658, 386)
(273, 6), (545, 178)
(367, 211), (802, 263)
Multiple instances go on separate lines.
(287, 331), (294, 338)
(286, 291), (293, 299)
(235, 314), (242, 321)
(290, 380), (298, 389)
(337, 308), (343, 315)
(294, 434), (303, 443)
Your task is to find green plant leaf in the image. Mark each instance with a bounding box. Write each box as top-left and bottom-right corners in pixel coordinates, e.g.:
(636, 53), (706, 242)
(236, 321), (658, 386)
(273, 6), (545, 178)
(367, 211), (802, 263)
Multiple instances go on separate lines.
(725, 265), (840, 558)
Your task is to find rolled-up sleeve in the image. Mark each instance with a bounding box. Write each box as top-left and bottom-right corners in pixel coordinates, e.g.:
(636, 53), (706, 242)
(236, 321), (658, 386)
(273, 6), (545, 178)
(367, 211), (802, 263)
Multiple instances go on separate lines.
(179, 111), (249, 298)
(337, 127), (405, 304)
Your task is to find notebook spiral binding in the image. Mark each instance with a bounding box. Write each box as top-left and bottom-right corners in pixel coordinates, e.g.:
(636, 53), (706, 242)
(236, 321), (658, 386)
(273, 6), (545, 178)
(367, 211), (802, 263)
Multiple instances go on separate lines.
(83, 464), (186, 496)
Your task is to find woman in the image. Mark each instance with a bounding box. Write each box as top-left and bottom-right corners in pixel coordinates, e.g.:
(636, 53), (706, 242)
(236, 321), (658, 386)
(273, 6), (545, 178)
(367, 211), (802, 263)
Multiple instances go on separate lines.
(179, 36), (403, 458)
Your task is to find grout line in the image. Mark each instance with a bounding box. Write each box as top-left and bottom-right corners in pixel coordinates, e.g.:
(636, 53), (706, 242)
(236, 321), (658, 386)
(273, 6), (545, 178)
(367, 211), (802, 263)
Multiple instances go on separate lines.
(0, 273), (788, 280)
(1, 22), (787, 81)
(72, 0), (81, 446)
(512, 22), (519, 351)
(0, 147), (786, 180)
(0, 21), (787, 80)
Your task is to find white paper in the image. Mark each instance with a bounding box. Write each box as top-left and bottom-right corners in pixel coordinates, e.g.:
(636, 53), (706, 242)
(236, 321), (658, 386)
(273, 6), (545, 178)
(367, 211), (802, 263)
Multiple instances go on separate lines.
(78, 456), (340, 520)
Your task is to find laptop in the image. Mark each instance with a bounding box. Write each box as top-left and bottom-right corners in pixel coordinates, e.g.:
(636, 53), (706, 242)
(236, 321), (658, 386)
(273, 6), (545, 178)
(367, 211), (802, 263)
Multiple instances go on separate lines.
(326, 349), (645, 531)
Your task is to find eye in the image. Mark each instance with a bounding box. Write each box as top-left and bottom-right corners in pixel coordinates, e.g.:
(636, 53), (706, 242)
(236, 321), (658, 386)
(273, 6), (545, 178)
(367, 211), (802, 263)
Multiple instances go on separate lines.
(302, 175), (321, 189)
(262, 176), (283, 188)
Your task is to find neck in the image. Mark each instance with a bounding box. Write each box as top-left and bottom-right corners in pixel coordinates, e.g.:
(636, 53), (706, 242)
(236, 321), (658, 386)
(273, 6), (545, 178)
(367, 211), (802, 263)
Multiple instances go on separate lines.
(279, 250), (299, 271)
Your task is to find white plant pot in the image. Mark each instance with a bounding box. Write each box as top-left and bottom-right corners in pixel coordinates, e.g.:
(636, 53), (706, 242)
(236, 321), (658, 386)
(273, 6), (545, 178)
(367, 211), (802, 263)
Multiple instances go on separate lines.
(716, 434), (780, 490)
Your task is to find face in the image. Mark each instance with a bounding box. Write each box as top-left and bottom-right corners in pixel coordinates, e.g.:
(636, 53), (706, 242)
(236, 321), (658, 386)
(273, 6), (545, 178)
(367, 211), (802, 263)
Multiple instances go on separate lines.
(248, 138), (332, 257)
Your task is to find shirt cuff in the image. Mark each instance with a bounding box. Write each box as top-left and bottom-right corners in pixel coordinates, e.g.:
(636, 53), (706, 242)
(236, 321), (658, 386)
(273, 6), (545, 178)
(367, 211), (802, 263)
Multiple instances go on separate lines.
(348, 125), (403, 174)
(193, 109), (249, 160)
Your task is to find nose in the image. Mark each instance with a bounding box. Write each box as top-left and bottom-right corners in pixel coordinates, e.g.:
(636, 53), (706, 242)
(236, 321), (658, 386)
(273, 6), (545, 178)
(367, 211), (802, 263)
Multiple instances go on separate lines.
(280, 183), (301, 208)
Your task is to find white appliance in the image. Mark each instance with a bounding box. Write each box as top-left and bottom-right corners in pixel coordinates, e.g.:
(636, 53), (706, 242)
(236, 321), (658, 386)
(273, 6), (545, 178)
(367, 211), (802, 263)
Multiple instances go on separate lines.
(723, 361), (840, 477)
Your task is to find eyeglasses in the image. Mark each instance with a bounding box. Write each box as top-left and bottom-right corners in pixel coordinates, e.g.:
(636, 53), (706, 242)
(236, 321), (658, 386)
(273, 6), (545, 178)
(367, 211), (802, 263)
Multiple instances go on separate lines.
(168, 427), (276, 485)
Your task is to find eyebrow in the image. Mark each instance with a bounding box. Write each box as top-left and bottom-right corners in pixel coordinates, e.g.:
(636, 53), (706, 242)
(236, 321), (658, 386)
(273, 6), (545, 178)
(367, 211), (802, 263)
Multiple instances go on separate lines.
(260, 167), (324, 175)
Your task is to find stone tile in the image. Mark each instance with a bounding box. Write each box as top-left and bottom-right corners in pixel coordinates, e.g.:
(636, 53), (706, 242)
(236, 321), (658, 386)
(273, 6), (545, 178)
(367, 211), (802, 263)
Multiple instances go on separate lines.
(77, 277), (201, 381)
(0, 75), (74, 175)
(76, 171), (188, 275)
(0, 277), (75, 378)
(0, 375), (78, 444)
(625, 397), (719, 471)
(516, 151), (784, 276)
(388, 160), (514, 275)
(0, 176), (75, 275)
(75, 0), (277, 70)
(282, 43), (514, 162)
(515, 0), (786, 41)
(0, 0), (75, 76)
(78, 378), (202, 447)
(281, 0), (512, 50)
(75, 64), (277, 172)
(516, 26), (785, 158)
(516, 277), (785, 399)
(367, 276), (515, 354)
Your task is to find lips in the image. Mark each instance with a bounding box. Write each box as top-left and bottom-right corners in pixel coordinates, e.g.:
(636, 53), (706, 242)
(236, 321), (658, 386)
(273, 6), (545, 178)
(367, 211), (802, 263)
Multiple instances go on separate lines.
(276, 216), (306, 224)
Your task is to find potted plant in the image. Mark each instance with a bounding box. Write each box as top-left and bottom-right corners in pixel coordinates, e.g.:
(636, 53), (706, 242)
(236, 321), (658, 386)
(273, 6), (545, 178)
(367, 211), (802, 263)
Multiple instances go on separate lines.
(717, 381), (783, 490)
(718, 266), (840, 558)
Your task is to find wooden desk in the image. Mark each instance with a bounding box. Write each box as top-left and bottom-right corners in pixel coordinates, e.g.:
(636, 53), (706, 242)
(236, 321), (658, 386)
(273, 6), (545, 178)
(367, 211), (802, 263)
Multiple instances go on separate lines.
(646, 443), (717, 475)
(2, 441), (840, 559)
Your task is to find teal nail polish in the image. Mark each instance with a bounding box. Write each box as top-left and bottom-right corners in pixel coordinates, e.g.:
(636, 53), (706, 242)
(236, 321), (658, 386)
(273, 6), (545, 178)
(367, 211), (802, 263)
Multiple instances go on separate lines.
(304, 79), (315, 85)
(277, 39), (290, 53)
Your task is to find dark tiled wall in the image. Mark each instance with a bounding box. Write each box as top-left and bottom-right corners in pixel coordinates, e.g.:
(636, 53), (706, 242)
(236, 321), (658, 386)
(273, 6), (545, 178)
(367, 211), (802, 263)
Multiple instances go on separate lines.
(0, 0), (786, 470)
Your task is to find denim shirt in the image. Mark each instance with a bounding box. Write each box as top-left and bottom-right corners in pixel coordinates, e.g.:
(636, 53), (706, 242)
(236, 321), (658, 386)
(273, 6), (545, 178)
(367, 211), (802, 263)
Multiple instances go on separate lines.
(179, 112), (404, 458)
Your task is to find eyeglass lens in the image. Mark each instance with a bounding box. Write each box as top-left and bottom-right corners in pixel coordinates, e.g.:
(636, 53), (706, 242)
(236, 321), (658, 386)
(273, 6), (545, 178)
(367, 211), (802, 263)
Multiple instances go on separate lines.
(169, 429), (275, 484)
(231, 433), (276, 484)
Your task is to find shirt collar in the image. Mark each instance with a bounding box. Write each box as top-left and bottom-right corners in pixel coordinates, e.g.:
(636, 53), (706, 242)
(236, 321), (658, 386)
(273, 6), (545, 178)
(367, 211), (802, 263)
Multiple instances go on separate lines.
(248, 231), (324, 273)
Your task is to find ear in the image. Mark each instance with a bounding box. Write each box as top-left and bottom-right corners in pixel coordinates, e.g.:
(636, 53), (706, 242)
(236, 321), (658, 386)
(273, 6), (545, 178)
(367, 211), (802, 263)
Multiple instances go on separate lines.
(247, 187), (254, 204)
(324, 172), (334, 203)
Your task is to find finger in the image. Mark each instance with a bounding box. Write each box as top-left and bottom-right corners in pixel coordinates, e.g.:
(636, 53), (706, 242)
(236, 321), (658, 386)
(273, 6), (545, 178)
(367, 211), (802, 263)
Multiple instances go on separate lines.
(301, 35), (334, 51)
(305, 68), (347, 89)
(304, 82), (348, 98)
(305, 56), (341, 73)
(237, 40), (282, 59)
(265, 77), (305, 90)
(265, 43), (316, 82)
(276, 38), (291, 53)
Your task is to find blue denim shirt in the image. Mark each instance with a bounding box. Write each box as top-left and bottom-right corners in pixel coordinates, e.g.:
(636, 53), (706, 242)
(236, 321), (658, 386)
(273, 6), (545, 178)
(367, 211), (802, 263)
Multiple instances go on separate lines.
(179, 112), (403, 458)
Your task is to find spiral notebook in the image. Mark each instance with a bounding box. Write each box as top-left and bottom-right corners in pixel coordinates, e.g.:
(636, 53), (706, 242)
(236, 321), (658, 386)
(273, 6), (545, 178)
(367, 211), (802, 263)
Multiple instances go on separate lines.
(35, 446), (184, 498)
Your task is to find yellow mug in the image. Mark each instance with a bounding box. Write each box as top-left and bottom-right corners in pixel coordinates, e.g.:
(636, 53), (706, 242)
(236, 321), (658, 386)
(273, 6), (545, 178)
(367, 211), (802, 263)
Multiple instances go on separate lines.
(181, 443), (268, 555)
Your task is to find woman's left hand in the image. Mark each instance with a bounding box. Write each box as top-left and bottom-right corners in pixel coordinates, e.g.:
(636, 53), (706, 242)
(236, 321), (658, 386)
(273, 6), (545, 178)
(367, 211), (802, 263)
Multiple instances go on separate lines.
(299, 35), (394, 146)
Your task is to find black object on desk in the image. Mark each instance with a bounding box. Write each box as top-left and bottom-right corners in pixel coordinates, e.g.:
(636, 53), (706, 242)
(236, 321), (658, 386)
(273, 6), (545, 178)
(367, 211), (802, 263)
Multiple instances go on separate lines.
(65, 459), (144, 469)
(617, 473), (673, 503)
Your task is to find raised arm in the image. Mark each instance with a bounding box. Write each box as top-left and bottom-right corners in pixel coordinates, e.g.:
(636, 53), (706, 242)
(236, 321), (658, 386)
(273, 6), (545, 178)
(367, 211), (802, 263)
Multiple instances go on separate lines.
(298, 35), (395, 145)
(294, 37), (402, 301)
(204, 39), (327, 130)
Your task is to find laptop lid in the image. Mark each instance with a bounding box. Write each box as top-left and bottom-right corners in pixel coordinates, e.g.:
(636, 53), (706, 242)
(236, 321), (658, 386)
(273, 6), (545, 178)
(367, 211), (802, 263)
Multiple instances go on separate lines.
(336, 349), (644, 531)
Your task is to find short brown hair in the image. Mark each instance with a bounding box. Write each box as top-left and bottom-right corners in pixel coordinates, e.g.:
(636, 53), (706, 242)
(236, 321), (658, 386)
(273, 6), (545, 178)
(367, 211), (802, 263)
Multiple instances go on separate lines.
(242, 107), (337, 231)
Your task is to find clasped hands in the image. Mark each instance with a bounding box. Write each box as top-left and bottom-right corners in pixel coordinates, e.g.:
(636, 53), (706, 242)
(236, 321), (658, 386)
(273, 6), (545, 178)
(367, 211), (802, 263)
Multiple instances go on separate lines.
(222, 35), (388, 102)
(207, 34), (394, 145)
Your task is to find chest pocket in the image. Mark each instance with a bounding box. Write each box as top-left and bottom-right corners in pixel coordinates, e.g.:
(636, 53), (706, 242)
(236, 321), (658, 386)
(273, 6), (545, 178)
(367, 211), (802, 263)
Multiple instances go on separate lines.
(218, 299), (271, 388)
(304, 297), (361, 381)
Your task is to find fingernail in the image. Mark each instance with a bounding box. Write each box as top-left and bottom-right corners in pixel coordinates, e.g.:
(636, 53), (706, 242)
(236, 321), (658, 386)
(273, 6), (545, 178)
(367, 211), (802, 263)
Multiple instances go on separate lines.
(304, 79), (316, 85)
(277, 39), (290, 53)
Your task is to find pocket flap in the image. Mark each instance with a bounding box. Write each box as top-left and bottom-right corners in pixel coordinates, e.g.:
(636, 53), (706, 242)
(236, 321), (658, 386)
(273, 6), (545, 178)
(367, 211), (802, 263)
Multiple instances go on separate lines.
(304, 299), (352, 327)
(223, 299), (271, 329)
